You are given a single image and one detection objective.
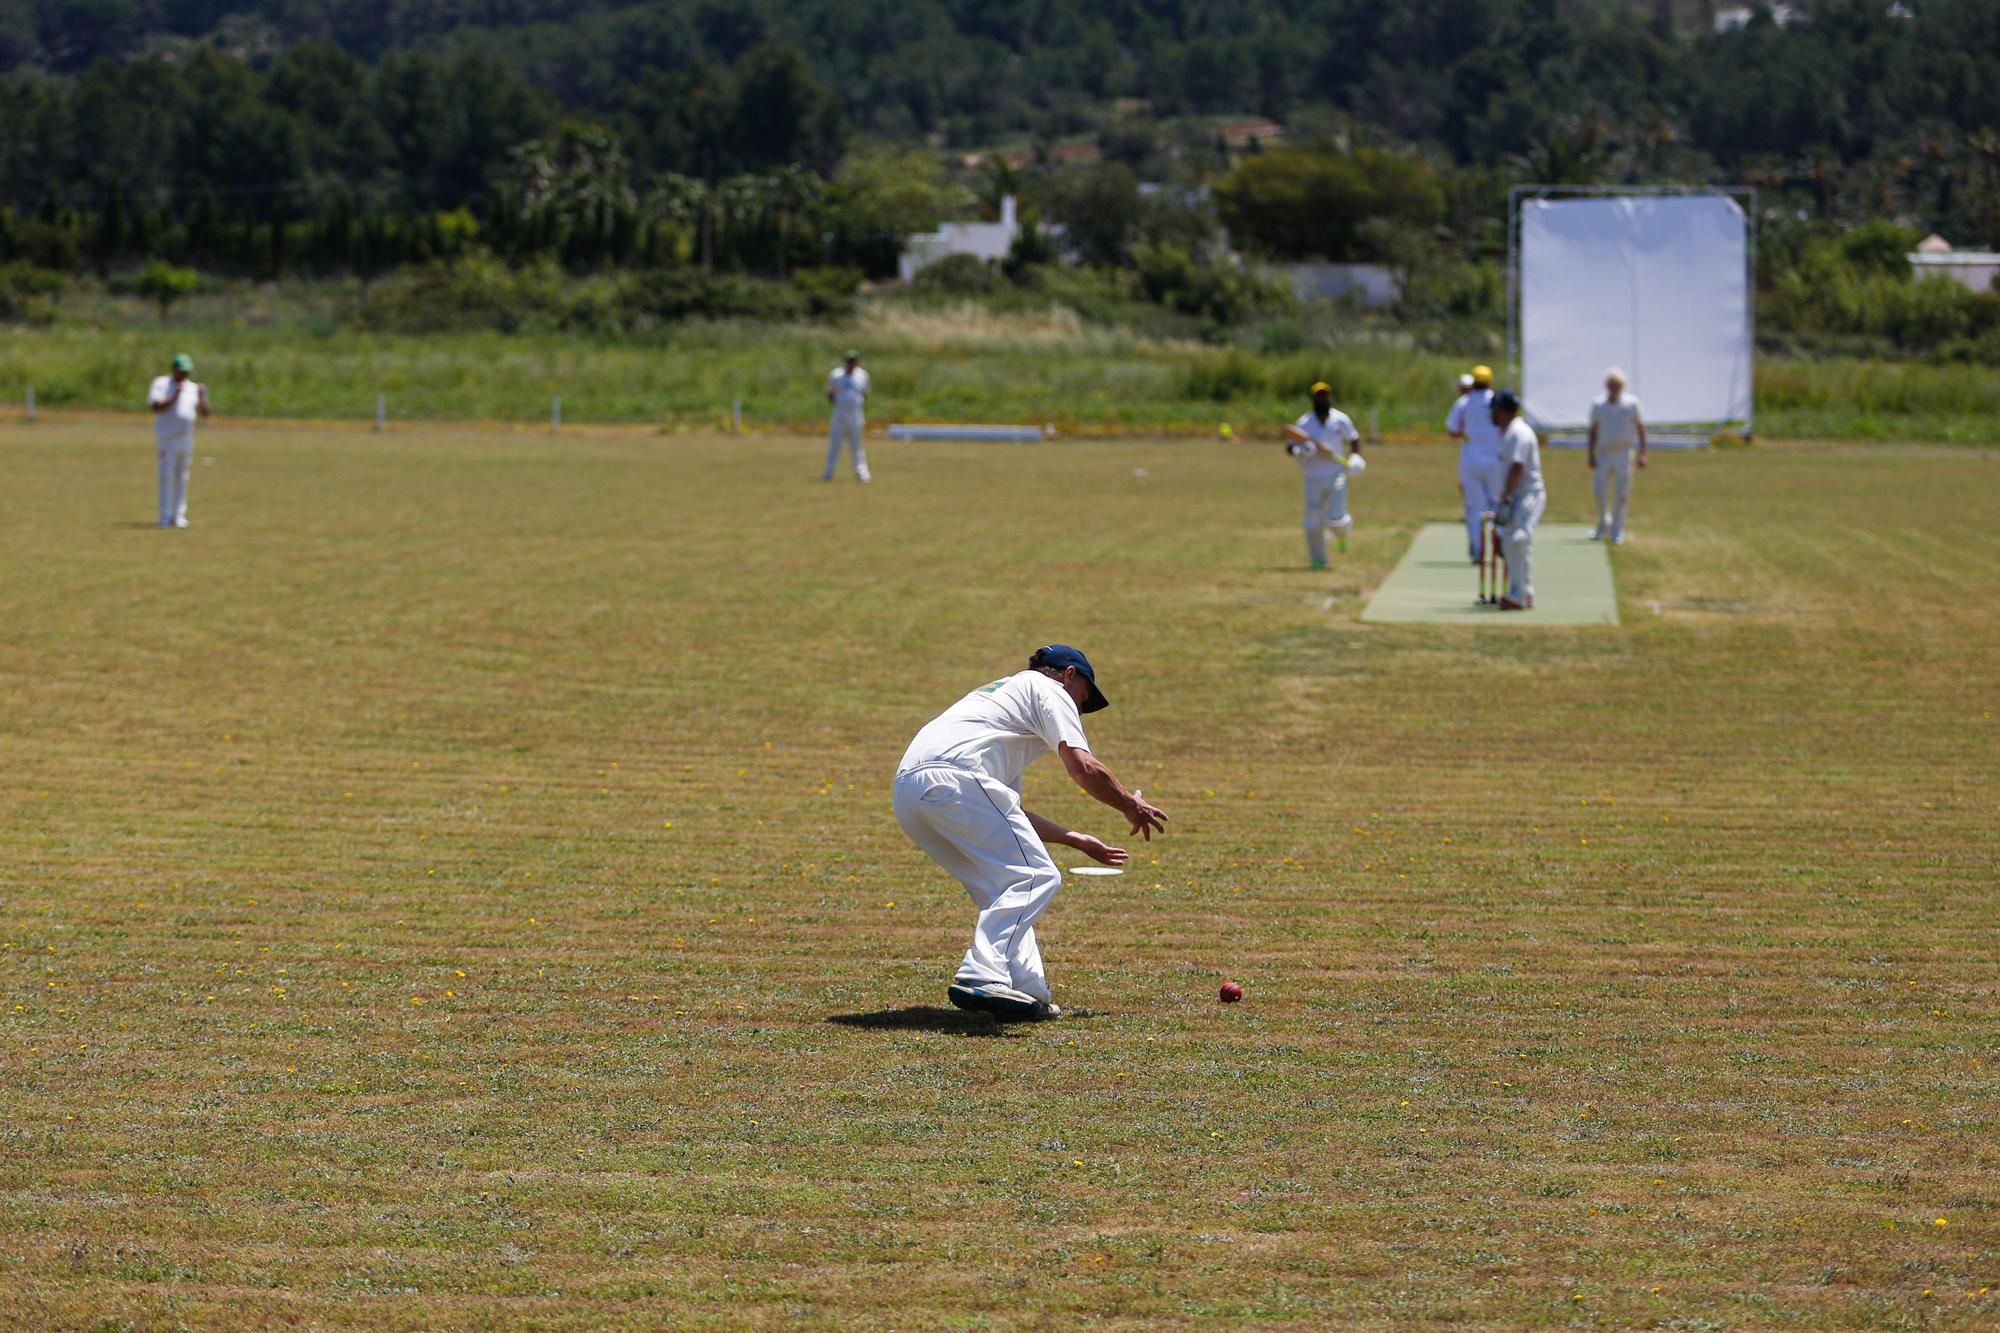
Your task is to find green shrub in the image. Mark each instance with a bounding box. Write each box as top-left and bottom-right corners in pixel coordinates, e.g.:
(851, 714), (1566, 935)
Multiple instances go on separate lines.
(127, 259), (203, 318)
(789, 265), (863, 319)
(913, 254), (1002, 295)
(355, 255), (566, 334)
(1179, 349), (1266, 401)
(618, 268), (808, 325)
(0, 263), (65, 323)
(1837, 219), (1920, 276)
(1133, 242), (1293, 326)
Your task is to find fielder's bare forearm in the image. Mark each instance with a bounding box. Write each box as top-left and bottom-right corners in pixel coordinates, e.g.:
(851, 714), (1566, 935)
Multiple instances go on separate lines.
(1025, 809), (1085, 849)
(1060, 744), (1149, 822)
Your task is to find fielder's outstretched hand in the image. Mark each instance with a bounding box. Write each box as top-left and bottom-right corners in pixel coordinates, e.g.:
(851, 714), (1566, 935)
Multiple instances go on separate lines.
(1070, 835), (1129, 867)
(1127, 789), (1169, 841)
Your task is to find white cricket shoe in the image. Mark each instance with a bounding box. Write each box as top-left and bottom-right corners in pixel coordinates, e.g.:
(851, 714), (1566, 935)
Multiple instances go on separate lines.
(947, 979), (1046, 1019)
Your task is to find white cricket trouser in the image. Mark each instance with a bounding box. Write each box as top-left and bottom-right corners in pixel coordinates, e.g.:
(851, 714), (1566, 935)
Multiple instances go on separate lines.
(1301, 471), (1351, 564)
(892, 763), (1061, 1003)
(1593, 449), (1635, 540)
(1502, 487), (1546, 603)
(824, 412), (869, 481)
(1459, 447), (1505, 560)
(157, 436), (193, 526)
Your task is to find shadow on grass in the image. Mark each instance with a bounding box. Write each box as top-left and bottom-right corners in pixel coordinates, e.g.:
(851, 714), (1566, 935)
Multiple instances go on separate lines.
(826, 1006), (1019, 1038)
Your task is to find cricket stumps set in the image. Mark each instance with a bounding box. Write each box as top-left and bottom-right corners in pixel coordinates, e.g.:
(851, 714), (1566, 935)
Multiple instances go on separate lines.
(1477, 511), (1508, 605)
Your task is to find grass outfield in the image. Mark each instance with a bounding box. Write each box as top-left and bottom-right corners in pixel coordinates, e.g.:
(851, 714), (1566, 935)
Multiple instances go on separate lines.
(2, 420), (1994, 1328)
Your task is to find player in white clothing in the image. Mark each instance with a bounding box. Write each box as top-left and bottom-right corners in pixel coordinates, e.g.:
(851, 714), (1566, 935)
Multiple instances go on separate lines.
(1490, 389), (1546, 611)
(822, 349), (871, 483)
(1445, 364), (1504, 563)
(1586, 367), (1647, 544)
(147, 352), (211, 528)
(893, 645), (1168, 1020)
(1282, 380), (1362, 568)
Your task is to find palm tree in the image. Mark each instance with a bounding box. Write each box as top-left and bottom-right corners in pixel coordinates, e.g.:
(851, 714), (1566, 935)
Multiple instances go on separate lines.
(1969, 126), (2000, 246)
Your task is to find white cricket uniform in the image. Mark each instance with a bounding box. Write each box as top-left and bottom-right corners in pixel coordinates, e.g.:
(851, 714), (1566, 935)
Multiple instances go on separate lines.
(1589, 392), (1643, 541)
(1291, 408), (1358, 564)
(149, 375), (203, 527)
(893, 670), (1089, 1003)
(1448, 388), (1506, 560)
(1498, 417), (1547, 604)
(823, 365), (871, 481)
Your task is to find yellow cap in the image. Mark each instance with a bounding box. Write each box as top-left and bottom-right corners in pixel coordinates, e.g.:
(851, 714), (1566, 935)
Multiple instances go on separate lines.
(1310, 380), (1331, 395)
(1471, 365), (1493, 386)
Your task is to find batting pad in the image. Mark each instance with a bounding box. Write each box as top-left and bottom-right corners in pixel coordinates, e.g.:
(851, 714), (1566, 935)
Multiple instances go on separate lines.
(1360, 524), (1619, 626)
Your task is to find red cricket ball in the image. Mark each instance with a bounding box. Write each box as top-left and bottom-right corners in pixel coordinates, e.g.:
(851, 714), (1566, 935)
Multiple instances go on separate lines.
(1219, 981), (1243, 1003)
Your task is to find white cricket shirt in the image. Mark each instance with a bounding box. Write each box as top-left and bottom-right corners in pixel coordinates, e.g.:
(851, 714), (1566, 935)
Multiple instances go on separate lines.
(150, 375), (200, 446)
(899, 670), (1089, 792)
(1590, 394), (1644, 452)
(827, 366), (870, 417)
(1448, 388), (1503, 461)
(1501, 417), (1544, 494)
(1291, 408), (1357, 484)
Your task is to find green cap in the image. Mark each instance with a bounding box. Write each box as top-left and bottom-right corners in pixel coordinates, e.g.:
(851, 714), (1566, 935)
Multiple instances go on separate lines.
(844, 348), (860, 361)
(171, 353), (194, 372)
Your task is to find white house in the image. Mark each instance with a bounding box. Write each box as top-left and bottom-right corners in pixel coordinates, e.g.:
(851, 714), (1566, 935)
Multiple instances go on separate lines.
(1714, 4), (1799, 32)
(1906, 234), (2000, 294)
(899, 196), (1021, 283)
(1270, 262), (1402, 308)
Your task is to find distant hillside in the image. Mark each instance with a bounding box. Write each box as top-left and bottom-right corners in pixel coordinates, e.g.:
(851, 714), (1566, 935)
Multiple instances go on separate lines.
(7, 1), (1982, 169)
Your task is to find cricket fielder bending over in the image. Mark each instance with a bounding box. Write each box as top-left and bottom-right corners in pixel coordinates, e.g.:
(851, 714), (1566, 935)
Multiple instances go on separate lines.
(1446, 364), (1504, 563)
(1490, 390), (1545, 611)
(822, 349), (871, 483)
(1587, 368), (1647, 544)
(893, 645), (1168, 1020)
(148, 352), (210, 528)
(1284, 380), (1361, 568)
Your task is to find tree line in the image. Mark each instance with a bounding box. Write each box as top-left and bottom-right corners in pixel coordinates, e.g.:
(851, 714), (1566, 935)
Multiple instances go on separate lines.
(1, 0), (1999, 334)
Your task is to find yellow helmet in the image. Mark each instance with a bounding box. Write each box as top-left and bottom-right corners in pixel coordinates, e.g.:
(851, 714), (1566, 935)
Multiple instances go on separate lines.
(1471, 365), (1493, 387)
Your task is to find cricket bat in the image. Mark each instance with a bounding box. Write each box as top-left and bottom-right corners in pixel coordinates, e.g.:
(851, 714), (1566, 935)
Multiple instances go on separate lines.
(1282, 423), (1340, 461)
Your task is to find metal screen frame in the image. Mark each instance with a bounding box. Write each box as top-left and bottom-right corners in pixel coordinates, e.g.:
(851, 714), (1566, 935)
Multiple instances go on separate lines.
(1507, 184), (1757, 444)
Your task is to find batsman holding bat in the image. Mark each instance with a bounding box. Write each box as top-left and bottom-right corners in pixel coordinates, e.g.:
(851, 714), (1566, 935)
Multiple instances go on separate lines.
(1282, 380), (1364, 568)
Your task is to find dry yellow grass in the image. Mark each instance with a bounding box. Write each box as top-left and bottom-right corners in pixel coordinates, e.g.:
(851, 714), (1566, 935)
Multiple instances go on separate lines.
(0, 421), (1993, 1328)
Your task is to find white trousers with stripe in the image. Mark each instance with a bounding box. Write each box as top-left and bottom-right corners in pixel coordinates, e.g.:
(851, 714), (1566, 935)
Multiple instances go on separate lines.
(893, 763), (1060, 1003)
(1502, 487), (1547, 603)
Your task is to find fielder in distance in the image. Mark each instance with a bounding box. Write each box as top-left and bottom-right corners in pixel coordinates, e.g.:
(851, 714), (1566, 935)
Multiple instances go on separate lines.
(148, 352), (211, 529)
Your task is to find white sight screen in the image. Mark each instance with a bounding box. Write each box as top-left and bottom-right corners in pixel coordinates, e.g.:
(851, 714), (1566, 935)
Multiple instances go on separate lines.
(1520, 195), (1751, 428)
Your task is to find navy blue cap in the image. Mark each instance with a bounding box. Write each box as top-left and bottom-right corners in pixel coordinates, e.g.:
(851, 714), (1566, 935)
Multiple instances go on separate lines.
(1030, 644), (1108, 713)
(1491, 389), (1521, 413)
